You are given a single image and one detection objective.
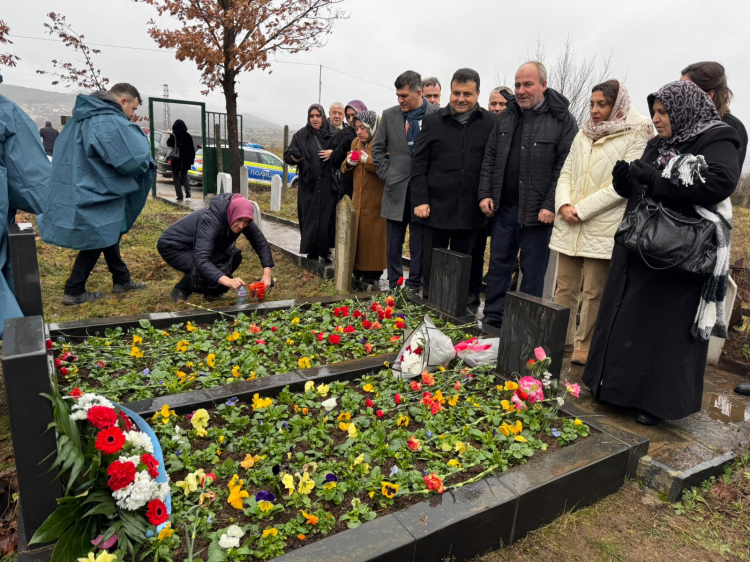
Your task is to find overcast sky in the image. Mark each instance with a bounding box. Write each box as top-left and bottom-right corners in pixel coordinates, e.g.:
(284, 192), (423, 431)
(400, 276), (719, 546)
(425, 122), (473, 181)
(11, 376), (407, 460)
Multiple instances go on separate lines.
(2, 0), (748, 153)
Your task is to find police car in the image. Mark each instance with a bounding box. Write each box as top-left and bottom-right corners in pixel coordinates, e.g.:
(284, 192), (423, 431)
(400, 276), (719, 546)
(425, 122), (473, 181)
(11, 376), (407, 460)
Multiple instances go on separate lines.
(187, 143), (298, 189)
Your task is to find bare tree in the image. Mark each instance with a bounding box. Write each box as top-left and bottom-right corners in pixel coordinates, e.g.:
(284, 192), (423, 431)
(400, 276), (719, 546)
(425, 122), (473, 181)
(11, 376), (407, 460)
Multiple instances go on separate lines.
(0, 20), (20, 69)
(36, 13), (109, 90)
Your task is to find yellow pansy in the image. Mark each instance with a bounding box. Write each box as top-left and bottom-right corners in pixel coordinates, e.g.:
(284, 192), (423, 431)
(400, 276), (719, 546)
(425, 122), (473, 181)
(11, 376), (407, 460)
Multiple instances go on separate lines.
(501, 400), (513, 412)
(133, 335), (143, 345)
(185, 362), (194, 368)
(447, 459), (462, 468)
(251, 393), (273, 410)
(337, 412), (351, 422)
(77, 551), (118, 562)
(381, 481), (399, 498)
(186, 321), (197, 332)
(206, 353), (216, 368)
(297, 472), (315, 495)
(504, 381), (519, 391)
(262, 528), (278, 538)
(158, 522), (174, 542)
(363, 383), (375, 393)
(176, 340), (189, 353)
(323, 481), (337, 490)
(396, 414), (409, 427)
(258, 499), (274, 512)
(511, 420), (523, 435)
(232, 365), (241, 378)
(286, 339), (295, 345)
(448, 395), (459, 407)
(574, 419), (583, 426)
(130, 346), (143, 358)
(241, 454), (260, 469)
(298, 357), (312, 369)
(347, 424), (357, 438)
(515, 435), (527, 443)
(433, 390), (446, 404)
(304, 381), (315, 393)
(227, 331), (240, 342)
(455, 441), (467, 455)
(176, 471), (201, 496)
(282, 473), (295, 494)
(353, 453), (365, 465)
(291, 317), (300, 325)
(227, 474), (249, 509)
(191, 409), (210, 437)
(316, 383), (330, 397)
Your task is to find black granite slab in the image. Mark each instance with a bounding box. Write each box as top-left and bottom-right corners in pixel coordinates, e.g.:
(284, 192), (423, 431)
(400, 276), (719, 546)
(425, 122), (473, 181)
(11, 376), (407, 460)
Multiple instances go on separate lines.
(428, 248), (472, 318)
(8, 222), (44, 317)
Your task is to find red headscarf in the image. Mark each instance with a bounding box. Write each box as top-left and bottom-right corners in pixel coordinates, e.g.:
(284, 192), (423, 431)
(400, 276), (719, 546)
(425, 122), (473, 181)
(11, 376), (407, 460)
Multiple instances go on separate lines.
(227, 193), (254, 227)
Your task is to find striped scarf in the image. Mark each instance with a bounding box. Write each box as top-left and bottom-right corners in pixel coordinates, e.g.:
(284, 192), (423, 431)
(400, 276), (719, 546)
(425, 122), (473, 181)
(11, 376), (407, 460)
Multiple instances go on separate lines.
(661, 154), (732, 340)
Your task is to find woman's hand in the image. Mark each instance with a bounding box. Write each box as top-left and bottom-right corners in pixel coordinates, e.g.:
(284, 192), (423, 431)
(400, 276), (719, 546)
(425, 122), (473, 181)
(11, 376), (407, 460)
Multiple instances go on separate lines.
(359, 151), (369, 164)
(414, 204), (430, 219)
(318, 149), (333, 162)
(261, 268), (273, 291)
(218, 275), (246, 290)
(559, 204), (580, 224)
(612, 160), (631, 197)
(346, 152), (359, 167)
(630, 159), (660, 188)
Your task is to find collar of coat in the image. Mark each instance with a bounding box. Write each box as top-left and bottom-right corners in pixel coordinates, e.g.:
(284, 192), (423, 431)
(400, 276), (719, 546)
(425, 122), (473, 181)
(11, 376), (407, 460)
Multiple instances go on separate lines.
(506, 87), (571, 121)
(436, 104), (487, 122)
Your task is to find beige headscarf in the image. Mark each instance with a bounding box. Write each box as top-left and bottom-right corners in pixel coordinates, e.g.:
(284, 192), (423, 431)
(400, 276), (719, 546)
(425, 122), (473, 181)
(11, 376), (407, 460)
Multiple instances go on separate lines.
(583, 81), (648, 142)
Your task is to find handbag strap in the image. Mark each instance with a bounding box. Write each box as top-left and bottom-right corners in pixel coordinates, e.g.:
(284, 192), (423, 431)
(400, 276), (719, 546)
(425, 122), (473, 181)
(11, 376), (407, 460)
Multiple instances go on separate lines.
(636, 203), (697, 272)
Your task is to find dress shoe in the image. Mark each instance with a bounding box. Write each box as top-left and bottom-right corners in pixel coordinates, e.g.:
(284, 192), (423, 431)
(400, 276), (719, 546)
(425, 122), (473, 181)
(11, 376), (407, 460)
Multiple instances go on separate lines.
(735, 383), (750, 396)
(571, 350), (588, 365)
(636, 410), (663, 426)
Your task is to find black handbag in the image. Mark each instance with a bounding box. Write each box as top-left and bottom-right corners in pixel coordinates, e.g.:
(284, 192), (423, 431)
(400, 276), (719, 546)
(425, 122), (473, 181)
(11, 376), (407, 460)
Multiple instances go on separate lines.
(614, 187), (719, 279)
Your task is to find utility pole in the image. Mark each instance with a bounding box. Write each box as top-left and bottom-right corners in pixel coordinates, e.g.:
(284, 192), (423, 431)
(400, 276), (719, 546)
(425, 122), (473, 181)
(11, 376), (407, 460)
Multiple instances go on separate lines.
(163, 84), (170, 130)
(318, 65), (322, 105)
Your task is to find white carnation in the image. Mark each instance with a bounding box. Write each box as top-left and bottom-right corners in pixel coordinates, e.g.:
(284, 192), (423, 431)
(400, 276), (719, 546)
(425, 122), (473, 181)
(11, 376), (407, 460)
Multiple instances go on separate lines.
(219, 534), (240, 549)
(155, 482), (170, 501)
(113, 470), (159, 511)
(401, 352), (424, 375)
(70, 393), (114, 421)
(125, 431), (154, 454)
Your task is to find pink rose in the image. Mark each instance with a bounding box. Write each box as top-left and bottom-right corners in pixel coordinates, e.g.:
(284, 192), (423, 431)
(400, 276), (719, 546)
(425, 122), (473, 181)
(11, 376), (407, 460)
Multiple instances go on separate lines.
(565, 379), (581, 398)
(534, 347), (547, 361)
(518, 376), (545, 404)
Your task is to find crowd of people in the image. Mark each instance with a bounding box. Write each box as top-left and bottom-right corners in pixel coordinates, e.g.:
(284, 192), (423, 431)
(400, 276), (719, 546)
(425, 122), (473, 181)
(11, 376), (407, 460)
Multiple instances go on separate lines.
(286, 60), (747, 425)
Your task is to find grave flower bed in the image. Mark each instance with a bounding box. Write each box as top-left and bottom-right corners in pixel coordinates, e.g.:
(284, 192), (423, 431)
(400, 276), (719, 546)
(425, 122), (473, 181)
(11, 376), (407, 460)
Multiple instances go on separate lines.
(93, 355), (584, 561)
(52, 294), (470, 403)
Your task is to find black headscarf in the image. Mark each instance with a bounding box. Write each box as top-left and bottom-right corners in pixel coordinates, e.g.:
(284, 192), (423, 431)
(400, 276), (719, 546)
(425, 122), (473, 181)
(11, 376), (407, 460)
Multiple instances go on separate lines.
(306, 104), (329, 138)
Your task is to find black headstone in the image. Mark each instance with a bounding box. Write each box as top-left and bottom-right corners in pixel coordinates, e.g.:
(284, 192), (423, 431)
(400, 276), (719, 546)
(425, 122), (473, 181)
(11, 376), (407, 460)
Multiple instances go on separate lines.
(2, 316), (61, 543)
(495, 291), (569, 383)
(8, 222), (44, 317)
(428, 248), (471, 318)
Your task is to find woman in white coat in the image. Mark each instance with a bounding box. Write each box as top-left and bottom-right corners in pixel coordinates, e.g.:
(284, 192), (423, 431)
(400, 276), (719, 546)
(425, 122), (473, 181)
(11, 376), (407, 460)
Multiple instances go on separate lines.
(550, 80), (653, 365)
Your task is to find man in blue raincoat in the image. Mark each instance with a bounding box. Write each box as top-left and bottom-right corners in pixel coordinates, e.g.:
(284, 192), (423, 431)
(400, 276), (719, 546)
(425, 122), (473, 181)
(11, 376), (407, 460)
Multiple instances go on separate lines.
(37, 83), (156, 305)
(0, 76), (53, 338)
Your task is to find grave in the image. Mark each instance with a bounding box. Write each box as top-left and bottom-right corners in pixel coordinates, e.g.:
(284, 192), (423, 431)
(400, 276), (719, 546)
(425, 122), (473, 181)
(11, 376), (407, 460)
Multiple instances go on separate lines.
(8, 222), (44, 317)
(428, 248), (471, 318)
(495, 291), (570, 383)
(270, 174), (282, 212)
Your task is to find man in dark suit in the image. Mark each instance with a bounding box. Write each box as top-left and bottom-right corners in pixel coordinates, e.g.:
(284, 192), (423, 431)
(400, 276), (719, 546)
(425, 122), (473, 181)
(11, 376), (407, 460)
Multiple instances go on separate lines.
(410, 68), (496, 297)
(372, 70), (440, 291)
(39, 120), (59, 156)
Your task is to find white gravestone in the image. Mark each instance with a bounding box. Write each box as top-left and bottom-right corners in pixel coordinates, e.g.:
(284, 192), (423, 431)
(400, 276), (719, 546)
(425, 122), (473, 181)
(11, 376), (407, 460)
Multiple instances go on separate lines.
(271, 175), (282, 212)
(217, 172), (232, 195)
(240, 166), (249, 199)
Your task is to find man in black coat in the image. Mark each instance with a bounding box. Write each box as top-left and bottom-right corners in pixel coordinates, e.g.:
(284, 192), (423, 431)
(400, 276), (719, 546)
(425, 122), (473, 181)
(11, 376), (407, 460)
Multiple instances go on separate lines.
(411, 68), (496, 297)
(157, 193), (274, 302)
(39, 121), (59, 156)
(478, 62), (578, 328)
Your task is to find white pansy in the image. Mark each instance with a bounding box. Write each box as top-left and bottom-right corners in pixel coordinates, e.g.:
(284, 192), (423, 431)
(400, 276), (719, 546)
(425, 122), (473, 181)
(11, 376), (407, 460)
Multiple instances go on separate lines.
(171, 426), (182, 441)
(125, 431), (154, 454)
(556, 397), (565, 407)
(219, 534), (240, 549)
(226, 525), (244, 538)
(321, 397), (337, 411)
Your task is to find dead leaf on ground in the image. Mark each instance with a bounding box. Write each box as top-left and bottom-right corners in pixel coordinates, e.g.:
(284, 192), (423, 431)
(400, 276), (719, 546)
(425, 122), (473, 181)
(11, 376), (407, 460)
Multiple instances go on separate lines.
(0, 528), (17, 557)
(711, 483), (739, 503)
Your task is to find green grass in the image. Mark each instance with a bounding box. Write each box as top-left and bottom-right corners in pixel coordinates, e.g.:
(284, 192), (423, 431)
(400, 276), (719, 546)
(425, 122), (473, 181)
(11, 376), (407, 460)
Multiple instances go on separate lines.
(23, 198), (334, 324)
(251, 187), (300, 222)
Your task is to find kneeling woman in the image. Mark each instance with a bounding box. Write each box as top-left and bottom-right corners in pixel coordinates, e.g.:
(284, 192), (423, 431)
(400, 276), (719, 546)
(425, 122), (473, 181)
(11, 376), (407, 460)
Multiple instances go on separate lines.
(158, 193), (274, 301)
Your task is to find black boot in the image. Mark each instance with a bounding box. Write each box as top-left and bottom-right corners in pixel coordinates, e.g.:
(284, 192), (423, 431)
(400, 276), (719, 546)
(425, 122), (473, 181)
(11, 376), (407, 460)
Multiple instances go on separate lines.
(636, 410), (663, 426)
(735, 383), (750, 396)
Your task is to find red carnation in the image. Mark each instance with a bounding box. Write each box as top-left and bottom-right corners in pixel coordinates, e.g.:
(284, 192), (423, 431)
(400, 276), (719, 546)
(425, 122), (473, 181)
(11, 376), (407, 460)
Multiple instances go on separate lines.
(95, 427), (126, 455)
(376, 410), (384, 419)
(256, 339), (267, 345)
(118, 411), (134, 432)
(107, 460), (136, 491)
(353, 311), (363, 319)
(46, 339), (53, 350)
(68, 387), (84, 400)
(394, 393), (401, 405)
(370, 302), (379, 312)
(97, 360), (106, 368)
(362, 320), (372, 330)
(141, 453), (160, 478)
(60, 367), (69, 376)
(410, 381), (422, 391)
(344, 325), (355, 333)
(55, 358), (62, 368)
(88, 406), (118, 429)
(384, 309), (393, 319)
(424, 473), (445, 494)
(329, 334), (341, 345)
(396, 319), (406, 329)
(454, 381), (462, 391)
(365, 398), (374, 408)
(397, 277), (404, 287)
(271, 326), (277, 332)
(430, 401), (443, 415)
(145, 499), (169, 526)
(317, 333), (325, 342)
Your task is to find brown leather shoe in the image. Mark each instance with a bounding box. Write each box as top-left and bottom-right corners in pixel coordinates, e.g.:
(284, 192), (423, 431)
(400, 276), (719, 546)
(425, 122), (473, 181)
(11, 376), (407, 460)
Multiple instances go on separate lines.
(571, 350), (588, 365)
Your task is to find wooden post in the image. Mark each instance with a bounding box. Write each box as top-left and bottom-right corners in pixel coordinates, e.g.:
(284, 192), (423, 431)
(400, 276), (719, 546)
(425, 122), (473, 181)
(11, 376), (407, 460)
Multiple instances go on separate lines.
(271, 176), (282, 212)
(282, 125), (289, 189)
(214, 123), (223, 175)
(428, 249), (472, 317)
(496, 292), (570, 383)
(334, 196), (356, 293)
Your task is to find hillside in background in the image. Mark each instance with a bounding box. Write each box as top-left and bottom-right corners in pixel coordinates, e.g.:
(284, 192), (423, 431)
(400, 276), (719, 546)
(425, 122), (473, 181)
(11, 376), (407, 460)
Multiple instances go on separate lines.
(0, 83), (283, 132)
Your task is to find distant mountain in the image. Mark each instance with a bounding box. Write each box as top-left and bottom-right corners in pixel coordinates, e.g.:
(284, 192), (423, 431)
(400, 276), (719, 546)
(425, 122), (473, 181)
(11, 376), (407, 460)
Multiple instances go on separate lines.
(0, 83), (283, 132)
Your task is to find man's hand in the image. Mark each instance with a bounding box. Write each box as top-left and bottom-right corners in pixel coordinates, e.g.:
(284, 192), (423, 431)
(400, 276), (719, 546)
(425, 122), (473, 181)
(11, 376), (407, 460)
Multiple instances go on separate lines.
(218, 275), (247, 290)
(318, 149), (333, 162)
(559, 204), (580, 224)
(261, 268), (273, 291)
(480, 198), (495, 217)
(414, 204), (430, 219)
(538, 209), (555, 224)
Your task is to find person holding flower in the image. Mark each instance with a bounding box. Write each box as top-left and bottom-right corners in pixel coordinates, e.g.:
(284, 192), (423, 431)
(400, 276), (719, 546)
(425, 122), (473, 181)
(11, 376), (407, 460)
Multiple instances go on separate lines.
(549, 80), (653, 366)
(583, 81), (740, 426)
(341, 110), (387, 284)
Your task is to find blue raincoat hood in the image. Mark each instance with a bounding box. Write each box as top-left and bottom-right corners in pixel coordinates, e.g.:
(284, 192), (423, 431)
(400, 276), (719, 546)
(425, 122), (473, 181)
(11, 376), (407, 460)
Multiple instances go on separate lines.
(37, 92), (156, 251)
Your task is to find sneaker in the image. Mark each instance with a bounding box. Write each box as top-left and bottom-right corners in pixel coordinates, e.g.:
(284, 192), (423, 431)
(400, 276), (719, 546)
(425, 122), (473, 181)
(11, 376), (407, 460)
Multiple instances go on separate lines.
(112, 281), (147, 294)
(62, 291), (103, 305)
(171, 286), (191, 303)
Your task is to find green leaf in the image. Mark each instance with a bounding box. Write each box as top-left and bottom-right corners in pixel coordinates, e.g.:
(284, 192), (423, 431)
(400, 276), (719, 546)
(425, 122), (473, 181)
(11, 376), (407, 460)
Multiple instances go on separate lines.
(49, 515), (95, 562)
(29, 501), (83, 544)
(139, 319), (152, 329)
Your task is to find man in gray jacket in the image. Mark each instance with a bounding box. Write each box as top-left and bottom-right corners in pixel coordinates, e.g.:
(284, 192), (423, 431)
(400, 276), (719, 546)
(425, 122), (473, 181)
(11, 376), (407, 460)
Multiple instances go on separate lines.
(478, 62), (577, 328)
(372, 70), (439, 291)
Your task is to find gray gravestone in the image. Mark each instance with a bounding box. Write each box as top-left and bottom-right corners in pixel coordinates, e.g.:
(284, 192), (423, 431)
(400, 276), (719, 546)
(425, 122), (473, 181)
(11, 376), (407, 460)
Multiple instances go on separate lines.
(428, 248), (471, 318)
(496, 291), (570, 383)
(250, 200), (262, 232)
(240, 166), (249, 199)
(270, 175), (282, 212)
(2, 316), (61, 543)
(8, 222), (44, 317)
(334, 196), (356, 293)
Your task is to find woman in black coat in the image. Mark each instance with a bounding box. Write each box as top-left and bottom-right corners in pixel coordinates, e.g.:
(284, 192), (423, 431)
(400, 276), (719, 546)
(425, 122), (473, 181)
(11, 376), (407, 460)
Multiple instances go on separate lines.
(167, 119), (196, 201)
(284, 104), (338, 262)
(157, 193), (274, 302)
(583, 81), (740, 426)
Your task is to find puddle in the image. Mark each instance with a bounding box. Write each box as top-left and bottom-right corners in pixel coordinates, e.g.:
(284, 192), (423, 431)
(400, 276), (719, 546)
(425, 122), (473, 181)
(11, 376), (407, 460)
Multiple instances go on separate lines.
(702, 393), (750, 423)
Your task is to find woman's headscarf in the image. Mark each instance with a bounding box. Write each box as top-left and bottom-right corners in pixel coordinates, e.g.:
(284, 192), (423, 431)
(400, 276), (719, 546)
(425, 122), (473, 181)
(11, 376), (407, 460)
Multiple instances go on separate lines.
(354, 110), (379, 139)
(648, 80), (721, 159)
(345, 100), (367, 115)
(582, 80), (633, 141)
(306, 104), (327, 136)
(227, 193), (254, 226)
(172, 119), (187, 134)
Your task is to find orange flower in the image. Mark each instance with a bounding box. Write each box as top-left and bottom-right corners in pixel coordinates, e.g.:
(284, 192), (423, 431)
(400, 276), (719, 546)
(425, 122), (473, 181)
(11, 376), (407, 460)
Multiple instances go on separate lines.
(298, 534), (306, 541)
(421, 371), (435, 386)
(301, 510), (319, 525)
(249, 324), (261, 334)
